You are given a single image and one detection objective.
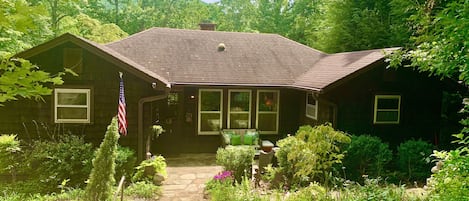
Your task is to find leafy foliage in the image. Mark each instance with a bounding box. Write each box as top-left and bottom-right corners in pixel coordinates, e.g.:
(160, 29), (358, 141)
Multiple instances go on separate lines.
(114, 145), (137, 183)
(0, 0), (52, 56)
(275, 124), (351, 187)
(389, 0), (468, 84)
(0, 57), (64, 105)
(428, 133), (469, 201)
(216, 146), (255, 182)
(131, 155), (167, 183)
(57, 13), (128, 43)
(22, 134), (94, 193)
(0, 135), (21, 178)
(342, 135), (393, 182)
(125, 181), (161, 200)
(397, 139), (433, 182)
(84, 117), (120, 201)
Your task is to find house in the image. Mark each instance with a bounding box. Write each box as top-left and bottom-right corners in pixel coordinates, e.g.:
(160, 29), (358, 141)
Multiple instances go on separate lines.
(0, 27), (446, 160)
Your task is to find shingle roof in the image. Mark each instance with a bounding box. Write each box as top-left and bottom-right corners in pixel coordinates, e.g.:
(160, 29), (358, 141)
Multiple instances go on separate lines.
(19, 28), (397, 92)
(105, 28), (325, 86)
(294, 48), (399, 91)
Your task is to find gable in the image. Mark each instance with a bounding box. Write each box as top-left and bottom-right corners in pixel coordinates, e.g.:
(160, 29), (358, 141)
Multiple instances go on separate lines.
(16, 33), (170, 88)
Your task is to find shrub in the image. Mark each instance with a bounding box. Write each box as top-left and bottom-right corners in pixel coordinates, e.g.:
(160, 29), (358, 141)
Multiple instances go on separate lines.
(216, 146), (255, 182)
(397, 139), (433, 182)
(125, 181), (161, 200)
(132, 155), (167, 184)
(85, 117), (120, 201)
(428, 134), (469, 201)
(0, 135), (21, 180)
(342, 135), (392, 182)
(22, 134), (94, 193)
(115, 146), (137, 182)
(275, 124), (351, 187)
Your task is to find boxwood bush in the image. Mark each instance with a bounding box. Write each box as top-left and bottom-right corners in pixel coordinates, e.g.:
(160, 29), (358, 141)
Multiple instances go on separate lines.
(397, 139), (433, 182)
(342, 135), (392, 182)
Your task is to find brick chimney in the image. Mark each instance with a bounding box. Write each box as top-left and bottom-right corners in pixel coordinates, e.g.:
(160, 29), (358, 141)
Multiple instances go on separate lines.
(199, 23), (216, 31)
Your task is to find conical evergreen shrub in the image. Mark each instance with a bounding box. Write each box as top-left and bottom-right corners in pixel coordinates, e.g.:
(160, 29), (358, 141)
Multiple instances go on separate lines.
(85, 117), (120, 201)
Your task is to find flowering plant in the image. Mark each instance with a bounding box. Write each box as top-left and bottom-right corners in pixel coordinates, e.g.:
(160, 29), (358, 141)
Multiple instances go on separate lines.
(205, 171), (234, 191)
(213, 171), (233, 181)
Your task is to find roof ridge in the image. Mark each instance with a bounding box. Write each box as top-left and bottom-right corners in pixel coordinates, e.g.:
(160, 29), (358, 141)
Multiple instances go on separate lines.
(327, 47), (400, 55)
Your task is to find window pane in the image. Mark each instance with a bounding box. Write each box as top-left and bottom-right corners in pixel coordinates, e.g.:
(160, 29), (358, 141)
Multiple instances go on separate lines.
(230, 113), (249, 129)
(377, 98), (399, 109)
(230, 91), (250, 111)
(200, 91), (221, 111)
(57, 108), (88, 119)
(376, 111), (399, 122)
(258, 113), (277, 131)
(306, 104), (316, 117)
(258, 92), (278, 112)
(307, 93), (316, 105)
(58, 93), (87, 105)
(200, 113), (221, 131)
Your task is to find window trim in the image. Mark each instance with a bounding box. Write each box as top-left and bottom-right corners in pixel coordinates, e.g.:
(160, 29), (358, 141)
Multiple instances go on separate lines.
(373, 95), (401, 124)
(54, 88), (91, 124)
(228, 89), (252, 129)
(256, 90), (280, 134)
(198, 89), (223, 135)
(305, 92), (318, 120)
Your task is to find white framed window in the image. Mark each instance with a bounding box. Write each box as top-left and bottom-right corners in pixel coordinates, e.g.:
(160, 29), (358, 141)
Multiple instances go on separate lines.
(198, 89), (223, 135)
(228, 90), (251, 129)
(374, 95), (401, 124)
(306, 92), (318, 120)
(54, 88), (91, 123)
(256, 90), (279, 134)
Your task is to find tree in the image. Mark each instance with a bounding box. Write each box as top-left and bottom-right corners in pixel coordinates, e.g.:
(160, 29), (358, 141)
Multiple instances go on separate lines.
(310, 0), (409, 53)
(0, 57), (64, 105)
(214, 0), (258, 32)
(27, 0), (86, 36)
(85, 117), (120, 201)
(389, 0), (468, 84)
(0, 0), (52, 56)
(58, 13), (128, 43)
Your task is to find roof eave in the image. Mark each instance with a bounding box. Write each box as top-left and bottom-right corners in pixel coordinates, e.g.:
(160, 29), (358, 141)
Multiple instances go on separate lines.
(15, 33), (171, 88)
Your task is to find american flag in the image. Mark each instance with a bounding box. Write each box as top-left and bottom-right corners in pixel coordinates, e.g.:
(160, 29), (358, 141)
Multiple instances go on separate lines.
(118, 72), (127, 136)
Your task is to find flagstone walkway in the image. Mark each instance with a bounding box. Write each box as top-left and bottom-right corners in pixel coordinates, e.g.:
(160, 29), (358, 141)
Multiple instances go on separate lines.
(159, 154), (222, 201)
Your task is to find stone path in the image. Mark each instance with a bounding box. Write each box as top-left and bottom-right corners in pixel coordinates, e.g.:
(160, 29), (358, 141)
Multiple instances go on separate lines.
(159, 166), (223, 201)
(158, 154), (222, 201)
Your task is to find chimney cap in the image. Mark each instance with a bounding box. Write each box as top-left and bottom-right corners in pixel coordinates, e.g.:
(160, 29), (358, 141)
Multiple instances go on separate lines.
(199, 22), (216, 31)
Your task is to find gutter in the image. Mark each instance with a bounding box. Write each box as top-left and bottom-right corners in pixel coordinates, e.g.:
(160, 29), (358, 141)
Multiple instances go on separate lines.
(170, 82), (323, 93)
